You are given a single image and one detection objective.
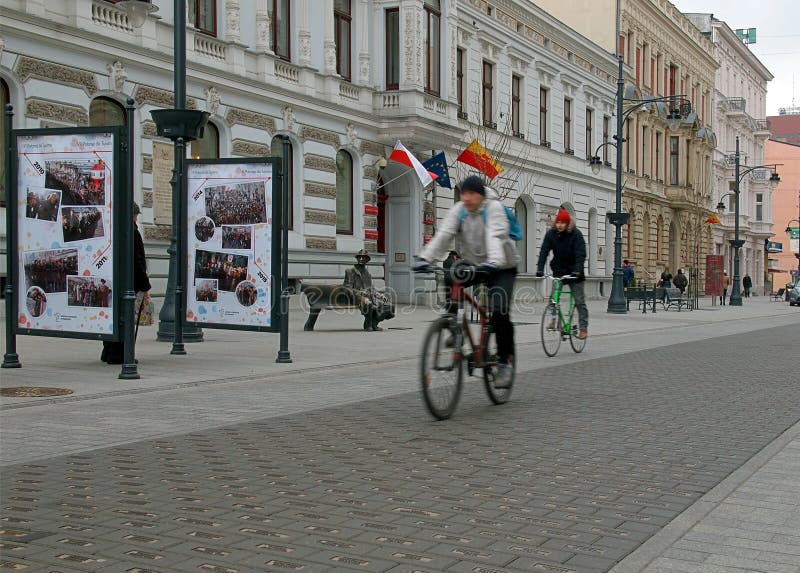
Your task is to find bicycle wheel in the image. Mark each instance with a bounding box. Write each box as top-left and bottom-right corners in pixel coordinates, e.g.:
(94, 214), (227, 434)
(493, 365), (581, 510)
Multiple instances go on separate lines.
(482, 326), (514, 404)
(540, 302), (561, 357)
(568, 305), (587, 353)
(420, 317), (464, 420)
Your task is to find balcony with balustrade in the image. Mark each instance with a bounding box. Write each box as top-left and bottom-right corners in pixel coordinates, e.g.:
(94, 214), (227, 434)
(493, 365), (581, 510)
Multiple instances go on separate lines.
(373, 90), (454, 125)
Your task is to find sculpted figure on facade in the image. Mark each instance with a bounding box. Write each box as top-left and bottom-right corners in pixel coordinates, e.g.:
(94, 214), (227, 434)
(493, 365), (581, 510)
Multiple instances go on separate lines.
(107, 61), (127, 93)
(282, 105), (296, 132)
(205, 86), (221, 116)
(346, 123), (358, 147)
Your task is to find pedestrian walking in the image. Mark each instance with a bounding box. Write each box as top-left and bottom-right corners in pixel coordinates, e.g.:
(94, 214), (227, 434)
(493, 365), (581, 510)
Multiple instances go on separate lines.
(101, 202), (151, 364)
(720, 271), (730, 305)
(674, 269), (688, 294)
(742, 273), (752, 298)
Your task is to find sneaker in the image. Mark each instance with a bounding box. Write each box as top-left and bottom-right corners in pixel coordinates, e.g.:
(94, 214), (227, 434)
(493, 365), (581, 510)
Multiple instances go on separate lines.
(493, 364), (513, 389)
(444, 333), (455, 348)
(547, 320), (557, 330)
(578, 329), (588, 339)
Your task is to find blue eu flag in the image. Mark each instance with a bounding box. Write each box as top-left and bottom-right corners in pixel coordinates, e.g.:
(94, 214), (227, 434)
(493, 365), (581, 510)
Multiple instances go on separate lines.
(422, 152), (452, 189)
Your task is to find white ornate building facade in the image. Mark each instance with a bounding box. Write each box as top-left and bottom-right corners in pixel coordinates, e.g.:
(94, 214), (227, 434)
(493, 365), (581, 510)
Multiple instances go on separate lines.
(1, 0), (618, 303)
(685, 13), (774, 293)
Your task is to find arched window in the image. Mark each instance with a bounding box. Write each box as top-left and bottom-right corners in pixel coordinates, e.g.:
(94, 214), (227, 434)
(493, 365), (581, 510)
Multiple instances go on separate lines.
(626, 211), (634, 259)
(89, 97), (126, 126)
(336, 149), (353, 234)
(514, 198), (527, 272)
(190, 121), (219, 159)
(656, 215), (663, 262)
(0, 78), (9, 206)
(270, 136), (294, 230)
(642, 212), (650, 267)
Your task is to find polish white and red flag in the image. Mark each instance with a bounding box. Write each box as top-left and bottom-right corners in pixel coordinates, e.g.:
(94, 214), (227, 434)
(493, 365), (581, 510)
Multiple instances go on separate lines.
(389, 140), (438, 187)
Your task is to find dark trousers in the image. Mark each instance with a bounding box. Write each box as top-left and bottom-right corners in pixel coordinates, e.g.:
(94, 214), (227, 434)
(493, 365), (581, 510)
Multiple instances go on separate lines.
(720, 288), (728, 305)
(485, 268), (517, 362)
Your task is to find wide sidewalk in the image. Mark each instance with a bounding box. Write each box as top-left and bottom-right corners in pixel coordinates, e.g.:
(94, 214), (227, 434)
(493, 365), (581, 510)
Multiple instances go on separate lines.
(2, 295), (799, 571)
(1, 294), (795, 403)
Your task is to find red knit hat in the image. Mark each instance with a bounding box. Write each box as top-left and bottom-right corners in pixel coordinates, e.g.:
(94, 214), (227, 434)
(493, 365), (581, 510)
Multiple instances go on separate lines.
(555, 209), (571, 224)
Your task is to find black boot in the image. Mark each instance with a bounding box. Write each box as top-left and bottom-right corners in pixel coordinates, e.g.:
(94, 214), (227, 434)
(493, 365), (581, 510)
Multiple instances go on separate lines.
(371, 311), (383, 331)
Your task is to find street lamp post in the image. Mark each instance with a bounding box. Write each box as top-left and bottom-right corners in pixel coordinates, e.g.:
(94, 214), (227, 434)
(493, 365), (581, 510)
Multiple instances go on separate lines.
(122, 0), (207, 347)
(589, 94), (687, 314)
(716, 136), (780, 307)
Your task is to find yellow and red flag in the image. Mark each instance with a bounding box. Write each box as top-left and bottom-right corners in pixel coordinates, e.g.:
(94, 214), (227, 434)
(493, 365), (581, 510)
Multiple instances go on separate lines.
(456, 139), (504, 179)
(704, 214), (722, 225)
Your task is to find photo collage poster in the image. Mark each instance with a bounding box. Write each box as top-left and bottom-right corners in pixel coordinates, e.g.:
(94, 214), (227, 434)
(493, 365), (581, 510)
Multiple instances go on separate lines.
(185, 162), (274, 328)
(16, 131), (116, 335)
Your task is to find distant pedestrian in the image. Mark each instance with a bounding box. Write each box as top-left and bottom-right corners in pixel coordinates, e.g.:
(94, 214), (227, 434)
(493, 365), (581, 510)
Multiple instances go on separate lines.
(622, 259), (634, 288)
(659, 267), (673, 289)
(742, 273), (752, 298)
(674, 269), (688, 294)
(720, 271), (730, 305)
(442, 250), (460, 314)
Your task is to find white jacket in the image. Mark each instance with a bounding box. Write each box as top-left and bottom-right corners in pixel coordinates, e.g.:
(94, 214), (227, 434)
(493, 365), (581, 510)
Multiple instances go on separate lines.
(420, 188), (518, 269)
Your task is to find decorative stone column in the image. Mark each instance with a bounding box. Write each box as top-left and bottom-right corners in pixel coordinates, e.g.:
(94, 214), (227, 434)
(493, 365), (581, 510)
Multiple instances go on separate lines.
(225, 0), (241, 43)
(255, 0), (272, 53)
(323, 0), (337, 74)
(400, 0), (422, 90)
(358, 0), (371, 85)
(298, 0), (312, 66)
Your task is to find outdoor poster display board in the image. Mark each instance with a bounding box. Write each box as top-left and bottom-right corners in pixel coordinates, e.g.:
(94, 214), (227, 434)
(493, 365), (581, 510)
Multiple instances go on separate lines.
(705, 254), (724, 297)
(13, 128), (121, 339)
(184, 158), (281, 331)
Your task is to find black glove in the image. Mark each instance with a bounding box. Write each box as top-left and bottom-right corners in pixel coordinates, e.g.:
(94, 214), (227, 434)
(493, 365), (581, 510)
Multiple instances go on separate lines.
(412, 259), (431, 273)
(535, 271), (544, 278)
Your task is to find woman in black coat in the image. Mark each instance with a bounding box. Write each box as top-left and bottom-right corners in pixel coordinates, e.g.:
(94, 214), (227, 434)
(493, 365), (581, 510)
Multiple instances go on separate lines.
(101, 203), (151, 364)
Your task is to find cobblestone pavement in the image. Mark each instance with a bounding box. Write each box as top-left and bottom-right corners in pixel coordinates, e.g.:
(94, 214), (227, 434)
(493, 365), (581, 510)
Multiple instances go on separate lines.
(1, 324), (799, 572)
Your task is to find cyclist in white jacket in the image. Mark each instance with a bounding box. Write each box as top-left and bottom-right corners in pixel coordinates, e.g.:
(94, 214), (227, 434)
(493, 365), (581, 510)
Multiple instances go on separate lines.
(413, 175), (518, 386)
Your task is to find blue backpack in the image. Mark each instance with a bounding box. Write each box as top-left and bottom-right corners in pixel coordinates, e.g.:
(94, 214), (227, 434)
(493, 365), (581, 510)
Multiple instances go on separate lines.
(459, 202), (523, 242)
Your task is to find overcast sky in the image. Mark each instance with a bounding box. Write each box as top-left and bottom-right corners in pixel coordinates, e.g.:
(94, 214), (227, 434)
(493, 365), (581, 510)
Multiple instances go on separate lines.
(671, 0), (799, 116)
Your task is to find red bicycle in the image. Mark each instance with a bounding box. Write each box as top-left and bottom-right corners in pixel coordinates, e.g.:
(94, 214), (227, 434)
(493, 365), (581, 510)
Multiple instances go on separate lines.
(418, 264), (514, 420)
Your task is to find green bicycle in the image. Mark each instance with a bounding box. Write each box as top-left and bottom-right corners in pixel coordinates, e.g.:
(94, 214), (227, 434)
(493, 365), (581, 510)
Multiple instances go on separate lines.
(540, 274), (587, 357)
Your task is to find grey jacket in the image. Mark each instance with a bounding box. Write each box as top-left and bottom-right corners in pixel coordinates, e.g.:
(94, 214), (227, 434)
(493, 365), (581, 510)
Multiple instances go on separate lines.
(419, 188), (518, 269)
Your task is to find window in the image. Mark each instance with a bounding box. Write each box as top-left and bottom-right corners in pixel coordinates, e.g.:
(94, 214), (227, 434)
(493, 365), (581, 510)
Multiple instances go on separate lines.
(685, 140), (690, 185)
(625, 119), (632, 171)
(756, 193), (763, 221)
(195, 0), (216, 36)
(190, 121), (219, 159)
(635, 46), (641, 86)
(336, 149), (353, 234)
(482, 60), (493, 127)
(512, 75), (521, 135)
(270, 136), (294, 230)
(669, 64), (677, 96)
(386, 9), (399, 90)
(602, 116), (609, 163)
(334, 0), (352, 81)
(669, 136), (679, 185)
(0, 79), (8, 206)
(89, 97), (126, 127)
(423, 0), (441, 95)
(539, 87), (549, 145)
(701, 93), (706, 124)
(642, 126), (649, 176)
(456, 48), (465, 114)
(563, 98), (572, 153)
(655, 132), (662, 180)
(585, 108), (593, 158)
(272, 0), (290, 61)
